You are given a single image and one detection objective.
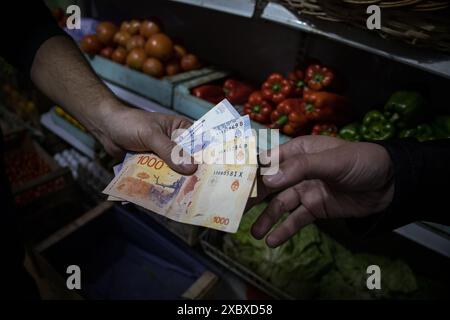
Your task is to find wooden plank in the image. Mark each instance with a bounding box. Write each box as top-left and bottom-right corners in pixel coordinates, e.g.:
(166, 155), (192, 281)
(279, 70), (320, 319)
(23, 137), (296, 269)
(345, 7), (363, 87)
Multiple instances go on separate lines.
(181, 271), (218, 300)
(34, 201), (113, 253)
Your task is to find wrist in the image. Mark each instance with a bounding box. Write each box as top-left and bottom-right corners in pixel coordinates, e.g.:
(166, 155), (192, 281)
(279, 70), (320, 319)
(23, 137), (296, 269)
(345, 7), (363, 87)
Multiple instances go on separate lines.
(86, 97), (126, 144)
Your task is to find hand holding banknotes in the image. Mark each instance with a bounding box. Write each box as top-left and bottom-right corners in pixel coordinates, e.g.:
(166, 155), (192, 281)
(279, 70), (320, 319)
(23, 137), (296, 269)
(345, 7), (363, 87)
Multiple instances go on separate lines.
(251, 136), (395, 248)
(97, 103), (197, 175)
(104, 100), (258, 233)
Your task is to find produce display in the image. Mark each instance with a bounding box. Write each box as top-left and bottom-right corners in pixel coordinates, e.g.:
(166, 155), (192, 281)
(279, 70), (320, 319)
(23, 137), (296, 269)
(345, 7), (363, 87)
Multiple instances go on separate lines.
(192, 79), (254, 105)
(251, 65), (350, 137)
(223, 203), (421, 299)
(54, 106), (86, 132)
(191, 63), (351, 137)
(1, 83), (38, 124)
(5, 151), (52, 187)
(339, 91), (450, 142)
(4, 148), (67, 207)
(80, 19), (202, 78)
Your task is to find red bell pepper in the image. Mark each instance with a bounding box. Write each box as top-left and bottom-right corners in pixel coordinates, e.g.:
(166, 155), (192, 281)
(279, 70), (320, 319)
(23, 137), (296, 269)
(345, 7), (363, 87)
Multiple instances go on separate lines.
(243, 91), (273, 124)
(223, 79), (254, 105)
(261, 73), (293, 104)
(305, 64), (335, 91)
(288, 70), (305, 96)
(192, 85), (225, 105)
(269, 98), (308, 136)
(311, 123), (338, 137)
(300, 91), (349, 124)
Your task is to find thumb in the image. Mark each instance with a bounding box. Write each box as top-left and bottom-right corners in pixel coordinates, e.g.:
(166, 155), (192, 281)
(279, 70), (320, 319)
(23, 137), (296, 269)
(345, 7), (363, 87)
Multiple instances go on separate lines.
(150, 132), (197, 175)
(262, 148), (343, 189)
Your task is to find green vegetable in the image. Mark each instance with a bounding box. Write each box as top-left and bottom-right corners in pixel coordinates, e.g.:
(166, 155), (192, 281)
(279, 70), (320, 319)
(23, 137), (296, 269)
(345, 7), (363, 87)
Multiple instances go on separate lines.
(432, 116), (450, 139)
(415, 124), (435, 141)
(338, 123), (361, 141)
(384, 91), (425, 129)
(223, 202), (419, 299)
(398, 124), (436, 141)
(398, 128), (417, 139)
(361, 110), (395, 141)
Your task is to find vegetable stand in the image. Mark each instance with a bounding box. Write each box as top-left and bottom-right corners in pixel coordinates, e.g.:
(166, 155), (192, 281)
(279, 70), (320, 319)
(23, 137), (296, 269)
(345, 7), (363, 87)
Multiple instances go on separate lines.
(3, 0), (449, 300)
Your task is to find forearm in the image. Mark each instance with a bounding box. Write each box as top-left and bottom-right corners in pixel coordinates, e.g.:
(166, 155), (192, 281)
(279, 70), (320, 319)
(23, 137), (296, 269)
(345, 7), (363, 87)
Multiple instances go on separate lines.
(348, 139), (450, 235)
(30, 35), (123, 140)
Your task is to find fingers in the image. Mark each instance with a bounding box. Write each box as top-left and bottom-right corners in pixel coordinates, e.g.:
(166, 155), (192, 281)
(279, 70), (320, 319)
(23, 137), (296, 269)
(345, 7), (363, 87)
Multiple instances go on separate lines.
(266, 205), (315, 248)
(259, 138), (300, 167)
(262, 151), (339, 190)
(251, 187), (302, 239)
(151, 132), (197, 175)
(259, 135), (346, 167)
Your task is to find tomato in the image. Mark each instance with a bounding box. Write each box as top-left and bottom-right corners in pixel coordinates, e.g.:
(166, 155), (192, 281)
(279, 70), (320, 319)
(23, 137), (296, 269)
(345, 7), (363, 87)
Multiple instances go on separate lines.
(52, 7), (64, 21)
(142, 58), (164, 78)
(174, 44), (187, 59)
(99, 46), (114, 59)
(113, 31), (131, 47)
(165, 61), (181, 76)
(180, 54), (201, 71)
(126, 48), (146, 70)
(140, 20), (160, 38)
(96, 21), (118, 45)
(126, 35), (145, 51)
(128, 20), (141, 35)
(111, 47), (127, 64)
(120, 21), (131, 33)
(80, 34), (102, 54)
(145, 33), (173, 61)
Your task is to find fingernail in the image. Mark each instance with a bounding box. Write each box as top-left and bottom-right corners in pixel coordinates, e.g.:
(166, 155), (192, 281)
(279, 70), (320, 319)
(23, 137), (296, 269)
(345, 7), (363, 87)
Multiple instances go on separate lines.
(266, 235), (279, 248)
(251, 225), (264, 240)
(263, 170), (283, 186)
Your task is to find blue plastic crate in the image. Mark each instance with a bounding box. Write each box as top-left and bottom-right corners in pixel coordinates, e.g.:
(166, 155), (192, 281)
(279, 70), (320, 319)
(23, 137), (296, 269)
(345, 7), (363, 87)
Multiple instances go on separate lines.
(86, 54), (216, 107)
(42, 205), (215, 300)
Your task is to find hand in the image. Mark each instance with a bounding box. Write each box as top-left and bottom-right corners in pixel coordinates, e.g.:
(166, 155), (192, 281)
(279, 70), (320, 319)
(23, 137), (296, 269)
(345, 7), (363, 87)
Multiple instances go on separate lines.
(94, 101), (197, 175)
(251, 135), (394, 247)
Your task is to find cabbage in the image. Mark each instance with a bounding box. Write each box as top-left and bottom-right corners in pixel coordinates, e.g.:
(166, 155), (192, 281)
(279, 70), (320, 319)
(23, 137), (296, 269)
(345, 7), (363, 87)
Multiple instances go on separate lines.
(222, 202), (418, 299)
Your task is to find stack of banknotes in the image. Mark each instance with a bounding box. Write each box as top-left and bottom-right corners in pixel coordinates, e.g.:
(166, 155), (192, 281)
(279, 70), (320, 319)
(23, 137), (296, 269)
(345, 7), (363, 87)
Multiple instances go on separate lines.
(103, 100), (258, 233)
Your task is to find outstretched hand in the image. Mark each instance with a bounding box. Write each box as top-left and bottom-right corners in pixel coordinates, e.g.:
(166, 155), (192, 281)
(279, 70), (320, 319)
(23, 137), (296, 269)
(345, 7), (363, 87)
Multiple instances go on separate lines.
(251, 136), (394, 247)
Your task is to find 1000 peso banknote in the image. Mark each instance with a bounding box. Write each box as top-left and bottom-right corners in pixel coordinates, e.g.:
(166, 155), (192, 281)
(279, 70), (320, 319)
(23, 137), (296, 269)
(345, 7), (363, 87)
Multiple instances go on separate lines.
(103, 153), (257, 233)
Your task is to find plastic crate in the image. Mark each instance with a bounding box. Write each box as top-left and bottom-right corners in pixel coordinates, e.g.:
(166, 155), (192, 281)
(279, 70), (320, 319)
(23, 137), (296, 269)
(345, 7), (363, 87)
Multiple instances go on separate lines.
(173, 72), (291, 150)
(50, 107), (97, 151)
(36, 203), (218, 300)
(5, 135), (74, 209)
(134, 205), (202, 247)
(86, 54), (216, 107)
(200, 230), (295, 300)
(0, 104), (27, 148)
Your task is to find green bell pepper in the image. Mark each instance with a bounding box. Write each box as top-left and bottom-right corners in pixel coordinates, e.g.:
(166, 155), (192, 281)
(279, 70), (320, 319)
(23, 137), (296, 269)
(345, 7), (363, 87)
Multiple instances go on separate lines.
(432, 116), (450, 139)
(399, 124), (436, 141)
(398, 128), (417, 139)
(384, 91), (425, 129)
(361, 110), (395, 141)
(338, 123), (361, 141)
(415, 124), (435, 142)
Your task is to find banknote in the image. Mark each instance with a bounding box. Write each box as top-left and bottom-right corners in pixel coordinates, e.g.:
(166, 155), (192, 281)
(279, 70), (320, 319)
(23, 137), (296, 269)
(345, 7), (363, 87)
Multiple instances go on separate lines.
(107, 152), (136, 202)
(103, 153), (257, 233)
(192, 134), (257, 166)
(180, 115), (253, 156)
(174, 99), (240, 146)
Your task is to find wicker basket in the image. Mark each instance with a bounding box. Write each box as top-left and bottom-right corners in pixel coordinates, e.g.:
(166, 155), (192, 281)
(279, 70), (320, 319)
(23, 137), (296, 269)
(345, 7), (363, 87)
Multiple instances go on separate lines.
(281, 0), (450, 52)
